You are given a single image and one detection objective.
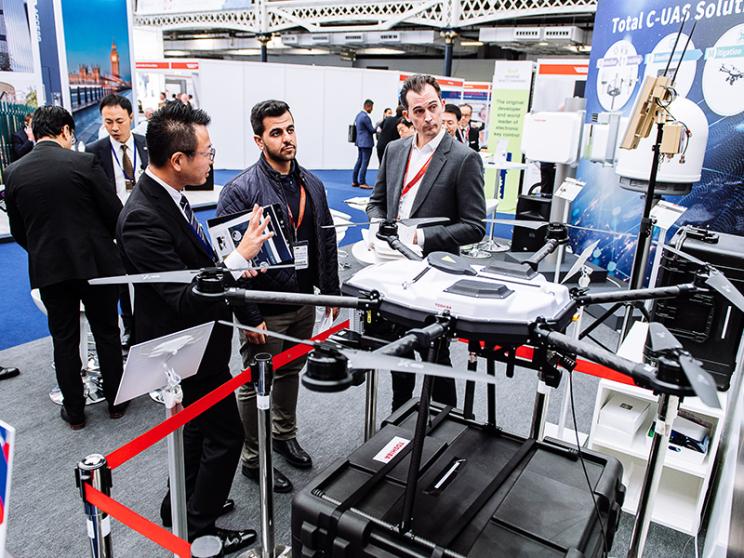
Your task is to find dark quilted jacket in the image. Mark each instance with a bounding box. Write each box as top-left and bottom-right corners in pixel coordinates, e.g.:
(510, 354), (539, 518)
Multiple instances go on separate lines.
(217, 156), (340, 325)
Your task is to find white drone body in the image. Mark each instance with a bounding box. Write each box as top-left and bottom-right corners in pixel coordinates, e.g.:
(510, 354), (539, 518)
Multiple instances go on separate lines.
(343, 253), (576, 344)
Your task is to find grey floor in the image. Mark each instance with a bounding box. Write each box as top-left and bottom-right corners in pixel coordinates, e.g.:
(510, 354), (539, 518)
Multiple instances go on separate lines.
(0, 256), (702, 557)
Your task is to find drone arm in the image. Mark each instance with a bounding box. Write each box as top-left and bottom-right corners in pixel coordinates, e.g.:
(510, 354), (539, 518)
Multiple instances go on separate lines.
(386, 235), (424, 261)
(575, 283), (700, 306)
(373, 320), (450, 357)
(525, 238), (561, 271)
(223, 288), (380, 310)
(532, 323), (657, 386)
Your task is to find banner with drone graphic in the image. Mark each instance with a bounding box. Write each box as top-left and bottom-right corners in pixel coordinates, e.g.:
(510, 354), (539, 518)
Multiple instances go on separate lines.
(571, 0), (744, 280)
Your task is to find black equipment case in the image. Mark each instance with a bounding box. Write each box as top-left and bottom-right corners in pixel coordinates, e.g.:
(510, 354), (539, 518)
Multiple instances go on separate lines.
(292, 402), (625, 557)
(653, 226), (744, 389)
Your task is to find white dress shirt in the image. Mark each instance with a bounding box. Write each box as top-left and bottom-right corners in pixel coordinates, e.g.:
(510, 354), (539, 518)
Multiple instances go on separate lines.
(397, 127), (446, 220)
(110, 134), (144, 201)
(144, 168), (248, 273)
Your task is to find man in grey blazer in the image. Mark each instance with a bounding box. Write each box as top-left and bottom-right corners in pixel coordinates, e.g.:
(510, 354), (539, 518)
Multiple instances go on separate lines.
(366, 73), (486, 410)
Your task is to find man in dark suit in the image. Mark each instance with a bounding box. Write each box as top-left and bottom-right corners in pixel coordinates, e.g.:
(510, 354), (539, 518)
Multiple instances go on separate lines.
(11, 114), (34, 161)
(86, 94), (148, 347)
(117, 103), (270, 552)
(459, 103), (483, 151)
(367, 74), (486, 411)
(376, 106), (402, 163)
(4, 106), (125, 428)
(352, 99), (375, 189)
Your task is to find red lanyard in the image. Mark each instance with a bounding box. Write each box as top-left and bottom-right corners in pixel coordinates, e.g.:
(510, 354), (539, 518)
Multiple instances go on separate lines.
(401, 151), (434, 199)
(287, 183), (307, 232)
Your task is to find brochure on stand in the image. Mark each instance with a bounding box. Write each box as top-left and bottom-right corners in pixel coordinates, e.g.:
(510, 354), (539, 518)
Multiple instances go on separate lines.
(207, 204), (293, 268)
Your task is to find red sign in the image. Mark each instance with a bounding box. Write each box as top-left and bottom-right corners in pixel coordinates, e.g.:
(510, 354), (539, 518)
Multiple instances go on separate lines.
(170, 61), (199, 70)
(135, 61), (169, 70)
(538, 64), (589, 76)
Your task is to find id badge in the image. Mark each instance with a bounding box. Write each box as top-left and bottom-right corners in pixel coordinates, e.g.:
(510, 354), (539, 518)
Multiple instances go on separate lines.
(293, 241), (309, 270)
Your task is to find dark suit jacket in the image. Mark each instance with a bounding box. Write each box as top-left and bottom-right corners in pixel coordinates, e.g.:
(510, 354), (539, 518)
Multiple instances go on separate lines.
(367, 132), (486, 255)
(4, 141), (124, 289)
(376, 116), (401, 159)
(116, 173), (234, 379)
(463, 123), (482, 151)
(86, 133), (148, 187)
(11, 129), (33, 161)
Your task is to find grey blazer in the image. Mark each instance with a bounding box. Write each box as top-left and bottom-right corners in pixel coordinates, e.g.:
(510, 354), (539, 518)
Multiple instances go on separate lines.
(366, 132), (486, 255)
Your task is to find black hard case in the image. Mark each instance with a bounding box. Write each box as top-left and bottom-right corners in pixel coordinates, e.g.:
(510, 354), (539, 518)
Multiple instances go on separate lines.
(292, 402), (625, 557)
(654, 227), (744, 388)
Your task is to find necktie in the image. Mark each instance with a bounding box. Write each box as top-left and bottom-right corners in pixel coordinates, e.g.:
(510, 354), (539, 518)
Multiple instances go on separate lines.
(121, 144), (135, 190)
(179, 194), (216, 260)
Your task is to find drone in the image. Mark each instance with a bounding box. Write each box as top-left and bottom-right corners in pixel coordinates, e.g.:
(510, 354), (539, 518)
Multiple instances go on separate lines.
(91, 219), (743, 557)
(720, 63), (743, 86)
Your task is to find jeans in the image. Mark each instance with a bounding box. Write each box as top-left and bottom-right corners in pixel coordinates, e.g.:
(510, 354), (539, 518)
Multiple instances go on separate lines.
(352, 147), (373, 185)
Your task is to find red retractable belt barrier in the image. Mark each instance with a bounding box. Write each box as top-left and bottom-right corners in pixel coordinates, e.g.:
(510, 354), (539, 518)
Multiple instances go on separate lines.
(85, 484), (192, 557)
(106, 319), (349, 470)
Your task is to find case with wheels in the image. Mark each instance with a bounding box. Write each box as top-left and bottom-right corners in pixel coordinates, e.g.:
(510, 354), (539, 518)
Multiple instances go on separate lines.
(292, 401), (625, 557)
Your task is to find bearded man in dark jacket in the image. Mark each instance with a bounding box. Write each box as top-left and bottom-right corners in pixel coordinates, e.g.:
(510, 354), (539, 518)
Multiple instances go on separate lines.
(216, 99), (340, 493)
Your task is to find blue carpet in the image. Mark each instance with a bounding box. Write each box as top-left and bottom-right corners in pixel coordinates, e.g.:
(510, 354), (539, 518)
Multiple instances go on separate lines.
(0, 169), (375, 350)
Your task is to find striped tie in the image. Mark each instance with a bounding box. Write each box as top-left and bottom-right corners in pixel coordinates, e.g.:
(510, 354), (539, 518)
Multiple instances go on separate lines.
(179, 194), (216, 261)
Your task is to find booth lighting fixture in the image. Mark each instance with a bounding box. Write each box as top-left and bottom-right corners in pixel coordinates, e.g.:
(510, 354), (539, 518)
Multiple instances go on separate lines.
(460, 40), (483, 47)
(357, 47), (406, 55)
(226, 48), (262, 56)
(538, 41), (549, 46)
(164, 50), (190, 56)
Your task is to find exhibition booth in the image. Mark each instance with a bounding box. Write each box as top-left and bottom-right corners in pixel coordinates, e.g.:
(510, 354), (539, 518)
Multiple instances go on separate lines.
(0, 0), (743, 558)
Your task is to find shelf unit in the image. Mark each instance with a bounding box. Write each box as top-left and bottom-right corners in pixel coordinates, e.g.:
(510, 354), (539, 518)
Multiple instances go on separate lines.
(588, 379), (726, 536)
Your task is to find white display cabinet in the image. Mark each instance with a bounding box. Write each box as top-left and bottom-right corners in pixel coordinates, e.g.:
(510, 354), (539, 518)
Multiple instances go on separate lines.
(588, 379), (725, 535)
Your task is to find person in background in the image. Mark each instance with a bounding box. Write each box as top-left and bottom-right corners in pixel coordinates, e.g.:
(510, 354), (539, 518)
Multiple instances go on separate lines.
(217, 99), (340, 493)
(11, 114), (34, 161)
(443, 104), (463, 142)
(158, 91), (167, 109)
(86, 94), (149, 348)
(397, 118), (415, 139)
(133, 107), (155, 136)
(459, 103), (483, 151)
(375, 107), (393, 142)
(376, 105), (402, 163)
(4, 106), (126, 429)
(352, 99), (375, 189)
(180, 93), (192, 108)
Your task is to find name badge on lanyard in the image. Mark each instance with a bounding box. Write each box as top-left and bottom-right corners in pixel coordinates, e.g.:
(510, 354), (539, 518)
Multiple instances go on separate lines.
(110, 142), (137, 190)
(288, 182), (309, 270)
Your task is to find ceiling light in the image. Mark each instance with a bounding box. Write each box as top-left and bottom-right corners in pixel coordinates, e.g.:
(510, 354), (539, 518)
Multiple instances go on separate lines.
(538, 41), (549, 46)
(225, 49), (262, 56)
(357, 47), (405, 55)
(460, 40), (483, 47)
(164, 50), (190, 56)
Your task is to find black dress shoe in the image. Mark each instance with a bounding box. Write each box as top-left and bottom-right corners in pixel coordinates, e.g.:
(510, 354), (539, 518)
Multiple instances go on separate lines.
(161, 498), (235, 528)
(108, 402), (129, 419)
(241, 464), (293, 493)
(0, 366), (20, 381)
(273, 438), (313, 469)
(60, 407), (85, 430)
(214, 527), (257, 554)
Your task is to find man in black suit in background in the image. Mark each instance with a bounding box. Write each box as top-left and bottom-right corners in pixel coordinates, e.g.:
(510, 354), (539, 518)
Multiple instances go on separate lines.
(86, 94), (148, 347)
(459, 103), (483, 151)
(4, 106), (125, 428)
(11, 114), (34, 161)
(116, 103), (270, 552)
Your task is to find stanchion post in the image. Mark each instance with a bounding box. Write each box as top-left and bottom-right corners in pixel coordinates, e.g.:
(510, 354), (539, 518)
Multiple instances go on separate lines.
(240, 353), (290, 558)
(163, 380), (188, 546)
(352, 309), (378, 442)
(75, 454), (114, 558)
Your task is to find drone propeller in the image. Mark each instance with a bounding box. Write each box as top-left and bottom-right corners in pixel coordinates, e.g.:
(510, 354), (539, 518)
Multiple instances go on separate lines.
(484, 218), (635, 238)
(647, 322), (720, 408)
(561, 240), (600, 284)
(322, 217), (450, 229)
(89, 263), (297, 286)
(663, 245), (744, 313)
(219, 320), (499, 387)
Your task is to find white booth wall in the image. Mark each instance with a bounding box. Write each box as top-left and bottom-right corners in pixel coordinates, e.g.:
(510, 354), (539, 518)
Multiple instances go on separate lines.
(193, 59), (400, 170)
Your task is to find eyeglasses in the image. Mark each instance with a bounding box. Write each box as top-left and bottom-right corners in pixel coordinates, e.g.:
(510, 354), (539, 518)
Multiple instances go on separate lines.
(198, 146), (216, 162)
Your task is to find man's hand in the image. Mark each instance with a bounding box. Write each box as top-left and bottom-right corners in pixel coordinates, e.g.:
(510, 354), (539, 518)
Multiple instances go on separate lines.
(325, 306), (340, 320)
(245, 321), (268, 344)
(25, 126), (34, 141)
(236, 204), (274, 261)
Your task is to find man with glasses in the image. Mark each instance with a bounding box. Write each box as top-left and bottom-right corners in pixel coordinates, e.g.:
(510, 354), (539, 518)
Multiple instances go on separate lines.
(4, 105), (126, 428)
(459, 103), (483, 151)
(116, 103), (271, 552)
